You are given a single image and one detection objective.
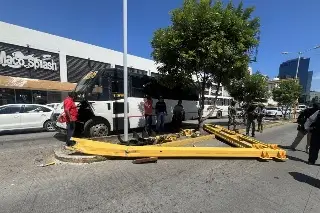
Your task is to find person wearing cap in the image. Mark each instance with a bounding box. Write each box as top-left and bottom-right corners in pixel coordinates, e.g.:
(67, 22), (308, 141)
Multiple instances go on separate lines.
(291, 103), (319, 153)
(63, 91), (78, 146)
(155, 96), (167, 133)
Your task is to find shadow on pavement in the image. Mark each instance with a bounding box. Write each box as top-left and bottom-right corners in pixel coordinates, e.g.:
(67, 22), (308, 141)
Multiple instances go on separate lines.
(278, 145), (291, 150)
(0, 128), (46, 136)
(289, 172), (320, 189)
(286, 155), (308, 164)
(54, 133), (66, 142)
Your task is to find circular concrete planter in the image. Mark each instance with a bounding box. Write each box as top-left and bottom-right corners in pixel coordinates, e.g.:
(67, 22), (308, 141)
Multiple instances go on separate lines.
(54, 149), (108, 164)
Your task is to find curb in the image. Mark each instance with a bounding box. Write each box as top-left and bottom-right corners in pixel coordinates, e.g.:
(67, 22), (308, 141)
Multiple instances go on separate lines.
(54, 148), (108, 164)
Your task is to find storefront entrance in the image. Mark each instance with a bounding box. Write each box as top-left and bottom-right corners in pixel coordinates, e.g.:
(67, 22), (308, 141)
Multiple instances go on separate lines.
(0, 75), (75, 106)
(0, 88), (63, 105)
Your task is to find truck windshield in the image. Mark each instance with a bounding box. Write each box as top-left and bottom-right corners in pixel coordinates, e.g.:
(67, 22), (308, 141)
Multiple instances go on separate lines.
(75, 71), (99, 94)
(74, 69), (122, 101)
(74, 70), (107, 101)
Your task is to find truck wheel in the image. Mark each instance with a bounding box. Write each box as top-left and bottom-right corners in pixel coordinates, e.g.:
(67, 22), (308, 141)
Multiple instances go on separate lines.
(216, 111), (222, 119)
(84, 119), (110, 138)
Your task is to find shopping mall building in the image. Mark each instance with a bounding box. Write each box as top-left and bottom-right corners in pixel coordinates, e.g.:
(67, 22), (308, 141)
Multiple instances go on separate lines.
(0, 21), (159, 106)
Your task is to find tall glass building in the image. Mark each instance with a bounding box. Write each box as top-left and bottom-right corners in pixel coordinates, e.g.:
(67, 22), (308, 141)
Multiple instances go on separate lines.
(278, 57), (313, 99)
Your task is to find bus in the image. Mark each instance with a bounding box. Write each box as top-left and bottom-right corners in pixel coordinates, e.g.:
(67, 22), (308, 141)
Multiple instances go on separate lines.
(200, 96), (233, 118)
(54, 68), (199, 137)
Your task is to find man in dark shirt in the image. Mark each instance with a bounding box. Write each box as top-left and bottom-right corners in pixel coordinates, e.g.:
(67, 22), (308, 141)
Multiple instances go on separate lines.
(172, 100), (185, 132)
(246, 103), (258, 137)
(291, 103), (319, 152)
(155, 96), (167, 133)
(228, 100), (237, 131)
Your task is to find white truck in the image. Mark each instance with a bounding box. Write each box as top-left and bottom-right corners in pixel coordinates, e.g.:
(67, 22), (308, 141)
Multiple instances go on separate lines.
(52, 68), (199, 138)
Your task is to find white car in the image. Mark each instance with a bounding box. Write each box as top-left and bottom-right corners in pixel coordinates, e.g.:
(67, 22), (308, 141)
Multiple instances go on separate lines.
(46, 103), (61, 110)
(297, 104), (307, 114)
(266, 107), (282, 118)
(0, 104), (56, 132)
(266, 107), (290, 118)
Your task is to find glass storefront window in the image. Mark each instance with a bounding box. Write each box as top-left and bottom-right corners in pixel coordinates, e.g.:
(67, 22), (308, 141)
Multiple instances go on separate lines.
(0, 88), (15, 106)
(47, 91), (62, 104)
(32, 90), (48, 104)
(0, 88), (63, 105)
(15, 89), (32, 104)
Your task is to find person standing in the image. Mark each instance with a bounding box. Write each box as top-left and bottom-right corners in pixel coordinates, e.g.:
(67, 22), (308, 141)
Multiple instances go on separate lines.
(144, 95), (153, 136)
(242, 104), (247, 125)
(64, 91), (78, 146)
(257, 104), (266, 133)
(172, 100), (185, 132)
(155, 96), (167, 133)
(291, 103), (319, 153)
(304, 108), (320, 165)
(228, 100), (237, 131)
(246, 103), (258, 137)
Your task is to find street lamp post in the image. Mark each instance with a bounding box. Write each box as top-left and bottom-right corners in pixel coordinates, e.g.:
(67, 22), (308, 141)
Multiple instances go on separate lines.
(123, 0), (128, 142)
(281, 45), (320, 119)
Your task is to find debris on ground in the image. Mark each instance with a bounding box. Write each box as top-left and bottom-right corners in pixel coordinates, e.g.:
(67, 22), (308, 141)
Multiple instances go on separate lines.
(38, 162), (56, 167)
(132, 157), (158, 164)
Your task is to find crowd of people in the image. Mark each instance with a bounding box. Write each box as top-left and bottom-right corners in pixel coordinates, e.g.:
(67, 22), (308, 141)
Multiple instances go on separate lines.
(143, 95), (185, 137)
(227, 101), (266, 137)
(228, 101), (320, 165)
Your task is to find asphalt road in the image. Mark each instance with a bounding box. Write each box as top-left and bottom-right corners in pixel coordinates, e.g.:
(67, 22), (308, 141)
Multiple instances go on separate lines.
(0, 117), (275, 148)
(1, 123), (320, 213)
(0, 118), (231, 148)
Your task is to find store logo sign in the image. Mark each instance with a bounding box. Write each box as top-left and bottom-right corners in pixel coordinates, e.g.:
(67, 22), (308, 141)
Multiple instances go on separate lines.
(0, 50), (58, 71)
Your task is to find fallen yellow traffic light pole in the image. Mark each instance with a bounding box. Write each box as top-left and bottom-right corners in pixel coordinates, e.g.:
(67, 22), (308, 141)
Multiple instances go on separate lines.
(67, 123), (287, 161)
(204, 124), (277, 149)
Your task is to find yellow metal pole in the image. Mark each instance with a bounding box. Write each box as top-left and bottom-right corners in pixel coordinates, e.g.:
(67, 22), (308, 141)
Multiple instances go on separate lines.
(69, 137), (286, 160)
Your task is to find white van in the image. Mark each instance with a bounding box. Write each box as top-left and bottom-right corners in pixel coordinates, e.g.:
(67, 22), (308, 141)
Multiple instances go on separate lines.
(297, 104), (307, 113)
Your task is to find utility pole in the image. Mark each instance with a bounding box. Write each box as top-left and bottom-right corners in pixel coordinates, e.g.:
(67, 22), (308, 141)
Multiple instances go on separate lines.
(123, 0), (128, 142)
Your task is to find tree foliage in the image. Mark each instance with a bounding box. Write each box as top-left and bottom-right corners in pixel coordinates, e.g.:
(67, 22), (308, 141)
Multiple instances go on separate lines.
(272, 79), (302, 117)
(227, 73), (269, 104)
(151, 0), (260, 129)
(311, 96), (319, 104)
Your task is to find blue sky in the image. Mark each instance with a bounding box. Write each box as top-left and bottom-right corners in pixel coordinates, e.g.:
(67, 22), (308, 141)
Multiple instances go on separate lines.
(1, 0), (320, 90)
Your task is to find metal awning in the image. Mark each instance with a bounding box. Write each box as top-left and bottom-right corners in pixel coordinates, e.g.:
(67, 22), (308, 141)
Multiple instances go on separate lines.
(0, 75), (76, 92)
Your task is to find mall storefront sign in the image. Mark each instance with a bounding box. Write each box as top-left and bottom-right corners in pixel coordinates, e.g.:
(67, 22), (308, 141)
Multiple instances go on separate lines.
(0, 42), (60, 81)
(0, 50), (57, 71)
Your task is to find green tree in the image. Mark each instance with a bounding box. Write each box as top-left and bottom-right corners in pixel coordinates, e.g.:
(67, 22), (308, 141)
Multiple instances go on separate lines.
(151, 0), (260, 130)
(227, 73), (269, 105)
(272, 79), (302, 118)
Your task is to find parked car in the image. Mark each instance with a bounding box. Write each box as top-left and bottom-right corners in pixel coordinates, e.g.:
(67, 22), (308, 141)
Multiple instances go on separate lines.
(266, 107), (282, 118)
(236, 107), (245, 117)
(0, 104), (56, 132)
(296, 104), (307, 114)
(266, 107), (290, 118)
